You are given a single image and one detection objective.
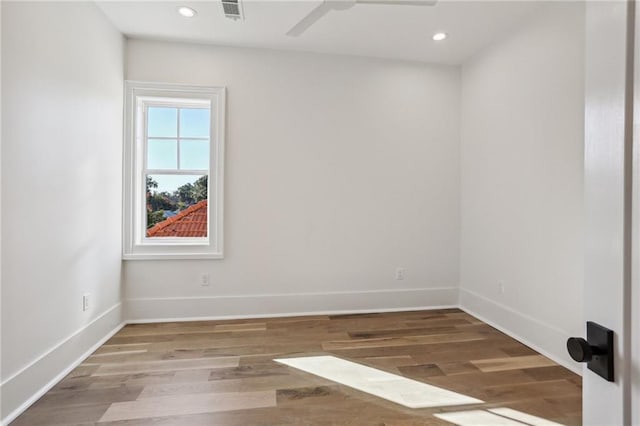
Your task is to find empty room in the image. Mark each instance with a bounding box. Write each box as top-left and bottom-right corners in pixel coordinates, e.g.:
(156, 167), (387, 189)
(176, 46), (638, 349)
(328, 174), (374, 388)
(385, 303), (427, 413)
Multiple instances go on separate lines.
(1, 1), (639, 425)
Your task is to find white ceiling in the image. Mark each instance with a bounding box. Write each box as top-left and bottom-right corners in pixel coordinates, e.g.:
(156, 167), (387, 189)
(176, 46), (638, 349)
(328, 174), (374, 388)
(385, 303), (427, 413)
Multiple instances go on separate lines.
(96, 0), (543, 64)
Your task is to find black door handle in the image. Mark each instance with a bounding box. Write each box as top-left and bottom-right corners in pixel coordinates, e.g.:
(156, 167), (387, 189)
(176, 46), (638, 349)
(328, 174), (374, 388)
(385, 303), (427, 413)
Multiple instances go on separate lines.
(566, 321), (614, 382)
(567, 337), (594, 362)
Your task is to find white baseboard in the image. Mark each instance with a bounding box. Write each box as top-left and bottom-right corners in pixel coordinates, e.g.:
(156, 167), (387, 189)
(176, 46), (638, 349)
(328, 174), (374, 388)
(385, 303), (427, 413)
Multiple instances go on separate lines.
(1, 303), (125, 426)
(124, 287), (460, 322)
(126, 304), (461, 324)
(459, 287), (582, 376)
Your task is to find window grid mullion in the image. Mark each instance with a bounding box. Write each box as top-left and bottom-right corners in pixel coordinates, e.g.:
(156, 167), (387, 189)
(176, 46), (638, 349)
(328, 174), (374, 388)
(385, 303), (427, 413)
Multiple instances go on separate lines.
(176, 108), (181, 170)
(144, 136), (208, 141)
(145, 169), (208, 176)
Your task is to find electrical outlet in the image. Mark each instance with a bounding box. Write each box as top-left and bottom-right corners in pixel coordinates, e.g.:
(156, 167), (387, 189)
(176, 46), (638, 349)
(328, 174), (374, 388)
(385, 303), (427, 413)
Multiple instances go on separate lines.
(82, 293), (90, 311)
(395, 268), (405, 280)
(498, 281), (505, 294)
(200, 273), (210, 287)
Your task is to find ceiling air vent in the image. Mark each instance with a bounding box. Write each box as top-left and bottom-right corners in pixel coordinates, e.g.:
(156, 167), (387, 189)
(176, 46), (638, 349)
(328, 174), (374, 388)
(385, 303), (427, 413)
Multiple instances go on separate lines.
(221, 0), (244, 20)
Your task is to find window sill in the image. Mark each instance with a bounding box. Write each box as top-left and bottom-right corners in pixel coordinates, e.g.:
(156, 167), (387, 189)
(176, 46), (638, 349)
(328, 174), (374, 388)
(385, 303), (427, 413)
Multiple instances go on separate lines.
(122, 252), (224, 261)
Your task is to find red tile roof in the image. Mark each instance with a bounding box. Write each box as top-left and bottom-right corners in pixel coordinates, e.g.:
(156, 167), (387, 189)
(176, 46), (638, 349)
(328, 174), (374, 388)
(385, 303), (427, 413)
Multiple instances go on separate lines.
(147, 200), (208, 238)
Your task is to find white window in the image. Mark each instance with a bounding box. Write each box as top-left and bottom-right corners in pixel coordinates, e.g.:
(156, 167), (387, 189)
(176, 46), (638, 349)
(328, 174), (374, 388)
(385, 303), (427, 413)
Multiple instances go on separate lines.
(123, 82), (225, 259)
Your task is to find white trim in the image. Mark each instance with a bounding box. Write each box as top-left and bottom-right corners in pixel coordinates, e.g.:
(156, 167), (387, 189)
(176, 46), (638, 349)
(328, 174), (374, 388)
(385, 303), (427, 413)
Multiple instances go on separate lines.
(459, 288), (582, 376)
(125, 287), (460, 322)
(123, 252), (224, 260)
(126, 305), (460, 324)
(631, 3), (640, 421)
(0, 303), (121, 387)
(1, 304), (124, 425)
(128, 286), (457, 300)
(122, 81), (225, 260)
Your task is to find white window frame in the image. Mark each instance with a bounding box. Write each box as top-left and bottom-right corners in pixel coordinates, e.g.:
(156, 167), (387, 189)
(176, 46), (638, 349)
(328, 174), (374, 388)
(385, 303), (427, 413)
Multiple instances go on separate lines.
(123, 81), (225, 260)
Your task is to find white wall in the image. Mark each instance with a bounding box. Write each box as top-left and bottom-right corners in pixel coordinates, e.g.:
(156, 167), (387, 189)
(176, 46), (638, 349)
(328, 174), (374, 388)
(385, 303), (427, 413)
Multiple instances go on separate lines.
(124, 40), (461, 320)
(459, 3), (585, 370)
(1, 2), (124, 422)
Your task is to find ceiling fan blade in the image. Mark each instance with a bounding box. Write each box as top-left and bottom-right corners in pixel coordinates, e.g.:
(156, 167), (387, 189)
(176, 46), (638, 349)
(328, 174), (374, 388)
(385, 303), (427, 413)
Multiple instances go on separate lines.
(356, 0), (437, 5)
(287, 1), (333, 37)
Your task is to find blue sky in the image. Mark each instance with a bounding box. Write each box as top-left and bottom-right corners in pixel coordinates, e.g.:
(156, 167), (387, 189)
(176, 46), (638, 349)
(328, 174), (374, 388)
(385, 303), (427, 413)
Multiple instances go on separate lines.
(147, 107), (209, 193)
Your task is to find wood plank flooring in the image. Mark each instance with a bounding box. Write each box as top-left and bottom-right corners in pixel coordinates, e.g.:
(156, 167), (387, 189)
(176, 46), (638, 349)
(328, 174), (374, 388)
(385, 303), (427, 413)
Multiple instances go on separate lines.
(11, 309), (582, 425)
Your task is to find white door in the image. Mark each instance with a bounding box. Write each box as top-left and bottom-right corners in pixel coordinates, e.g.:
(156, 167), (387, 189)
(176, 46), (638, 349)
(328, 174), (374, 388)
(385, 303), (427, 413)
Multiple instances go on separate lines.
(584, 1), (639, 424)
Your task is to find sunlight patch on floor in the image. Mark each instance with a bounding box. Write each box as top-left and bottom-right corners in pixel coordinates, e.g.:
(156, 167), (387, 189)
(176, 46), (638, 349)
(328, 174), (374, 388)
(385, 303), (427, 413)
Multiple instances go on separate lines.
(274, 355), (483, 409)
(435, 408), (564, 426)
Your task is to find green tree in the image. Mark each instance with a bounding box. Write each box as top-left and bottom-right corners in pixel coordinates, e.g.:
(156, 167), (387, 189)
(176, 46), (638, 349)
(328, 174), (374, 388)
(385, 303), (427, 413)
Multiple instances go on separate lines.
(146, 176), (176, 229)
(176, 183), (196, 205)
(148, 192), (176, 212)
(147, 210), (165, 229)
(193, 175), (208, 202)
(146, 176), (158, 193)
(176, 175), (208, 206)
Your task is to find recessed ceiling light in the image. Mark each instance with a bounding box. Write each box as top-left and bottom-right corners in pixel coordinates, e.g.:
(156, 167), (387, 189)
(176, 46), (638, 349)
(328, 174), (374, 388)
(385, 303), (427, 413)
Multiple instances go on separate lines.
(178, 6), (197, 18)
(432, 32), (448, 41)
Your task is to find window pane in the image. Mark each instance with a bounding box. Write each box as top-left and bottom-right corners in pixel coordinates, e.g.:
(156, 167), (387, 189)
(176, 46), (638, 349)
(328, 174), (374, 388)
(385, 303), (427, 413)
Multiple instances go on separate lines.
(148, 107), (177, 137)
(180, 140), (209, 170)
(180, 108), (210, 138)
(148, 139), (177, 169)
(146, 174), (208, 238)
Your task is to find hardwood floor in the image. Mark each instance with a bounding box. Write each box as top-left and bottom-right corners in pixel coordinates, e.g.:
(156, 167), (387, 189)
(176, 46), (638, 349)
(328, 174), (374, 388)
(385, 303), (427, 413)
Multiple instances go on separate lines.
(11, 309), (581, 425)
